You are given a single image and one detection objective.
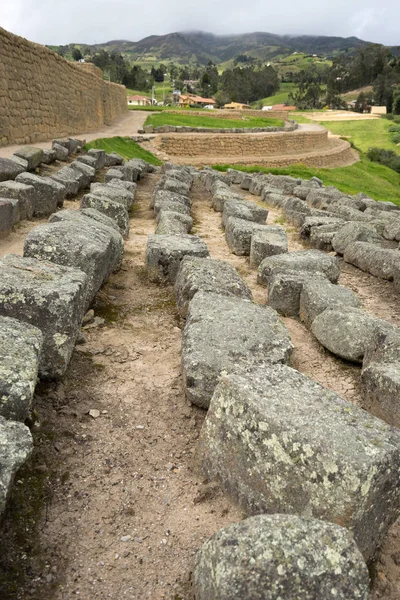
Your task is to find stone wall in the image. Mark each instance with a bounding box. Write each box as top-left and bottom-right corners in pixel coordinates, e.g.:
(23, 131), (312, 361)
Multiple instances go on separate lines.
(0, 28), (127, 147)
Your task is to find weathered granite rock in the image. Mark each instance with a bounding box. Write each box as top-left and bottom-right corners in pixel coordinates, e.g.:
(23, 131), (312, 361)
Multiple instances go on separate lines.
(0, 181), (36, 220)
(13, 147), (44, 171)
(48, 209), (124, 272)
(225, 217), (264, 256)
(15, 173), (66, 215)
(41, 149), (57, 165)
(239, 175), (254, 190)
(87, 149), (106, 170)
(146, 235), (209, 284)
(344, 242), (400, 280)
(332, 223), (384, 255)
(222, 198), (268, 228)
(155, 211), (193, 235)
(266, 174), (301, 194)
(361, 329), (400, 428)
(182, 293), (292, 408)
(300, 279), (361, 327)
(9, 155), (28, 170)
(212, 188), (243, 212)
(258, 250), (340, 286)
(194, 514), (370, 600)
(80, 194), (129, 238)
(52, 142), (69, 161)
(90, 183), (134, 210)
(0, 417), (33, 514)
(51, 170), (79, 198)
(152, 189), (191, 212)
(311, 307), (395, 362)
(76, 154), (97, 169)
(52, 138), (78, 154)
(309, 224), (343, 251)
(69, 160), (96, 187)
(250, 226), (288, 267)
(156, 177), (190, 197)
(0, 198), (19, 229)
(0, 157), (26, 182)
(0, 316), (43, 421)
(0, 255), (88, 378)
(104, 168), (124, 183)
(104, 152), (124, 167)
(106, 180), (137, 197)
(0, 201), (14, 237)
(383, 219), (400, 242)
(300, 216), (346, 239)
(306, 188), (345, 209)
(268, 270), (328, 317)
(175, 257), (252, 318)
(197, 363), (400, 561)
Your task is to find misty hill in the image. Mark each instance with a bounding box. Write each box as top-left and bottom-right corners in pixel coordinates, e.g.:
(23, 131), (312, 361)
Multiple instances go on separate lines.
(52, 30), (375, 65)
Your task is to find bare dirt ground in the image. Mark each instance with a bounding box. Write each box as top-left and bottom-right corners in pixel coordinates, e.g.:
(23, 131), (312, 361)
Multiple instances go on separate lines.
(0, 111), (148, 159)
(293, 110), (381, 121)
(0, 172), (400, 599)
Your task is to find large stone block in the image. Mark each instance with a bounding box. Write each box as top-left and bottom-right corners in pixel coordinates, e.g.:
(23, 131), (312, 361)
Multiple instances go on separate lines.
(48, 209), (124, 273)
(194, 515), (369, 600)
(90, 183), (134, 210)
(87, 149), (106, 170)
(0, 201), (14, 237)
(332, 223), (384, 255)
(13, 147), (44, 171)
(0, 316), (42, 421)
(0, 157), (25, 182)
(41, 149), (57, 165)
(212, 188), (243, 212)
(182, 292), (292, 408)
(104, 152), (124, 167)
(311, 307), (395, 363)
(51, 170), (79, 198)
(15, 173), (66, 216)
(24, 220), (119, 307)
(300, 279), (361, 327)
(300, 216), (346, 239)
(151, 189), (191, 212)
(222, 198), (268, 228)
(344, 242), (400, 280)
(197, 364), (400, 561)
(309, 224), (344, 251)
(146, 235), (209, 284)
(175, 257), (252, 318)
(0, 417), (33, 515)
(0, 255), (88, 379)
(104, 168), (124, 183)
(0, 181), (35, 220)
(155, 176), (190, 197)
(249, 226), (288, 267)
(76, 154), (97, 169)
(80, 194), (129, 238)
(52, 143), (69, 161)
(69, 160), (96, 187)
(258, 250), (340, 286)
(225, 217), (263, 256)
(268, 271), (328, 317)
(155, 210), (193, 235)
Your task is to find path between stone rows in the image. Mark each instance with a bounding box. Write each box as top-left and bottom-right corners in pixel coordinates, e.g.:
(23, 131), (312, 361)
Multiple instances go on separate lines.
(0, 169), (399, 599)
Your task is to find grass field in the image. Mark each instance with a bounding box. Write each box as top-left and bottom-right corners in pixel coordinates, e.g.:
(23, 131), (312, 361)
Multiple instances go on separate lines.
(144, 113), (284, 129)
(213, 157), (400, 205)
(318, 118), (400, 154)
(84, 137), (163, 165)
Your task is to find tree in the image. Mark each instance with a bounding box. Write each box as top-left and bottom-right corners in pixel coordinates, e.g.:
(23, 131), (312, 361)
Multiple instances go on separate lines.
(393, 87), (400, 115)
(72, 48), (83, 62)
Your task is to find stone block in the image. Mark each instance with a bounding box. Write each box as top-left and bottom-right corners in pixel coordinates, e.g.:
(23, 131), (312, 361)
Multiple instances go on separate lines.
(182, 293), (292, 408)
(311, 307), (395, 363)
(225, 217), (263, 256)
(90, 183), (134, 210)
(300, 216), (345, 239)
(155, 210), (193, 235)
(258, 250), (340, 286)
(52, 142), (69, 161)
(0, 417), (33, 515)
(268, 271), (328, 317)
(104, 168), (124, 183)
(344, 242), (400, 280)
(300, 279), (361, 327)
(87, 149), (106, 170)
(175, 257), (252, 318)
(0, 157), (25, 182)
(0, 181), (35, 220)
(15, 172), (66, 216)
(309, 224), (343, 252)
(197, 363), (400, 561)
(250, 226), (287, 267)
(0, 197), (19, 227)
(194, 514), (369, 600)
(104, 152), (124, 167)
(0, 255), (88, 379)
(48, 209), (124, 273)
(69, 160), (96, 187)
(332, 223), (384, 255)
(152, 189), (191, 212)
(156, 176), (190, 197)
(51, 170), (79, 198)
(146, 234), (209, 284)
(222, 199), (268, 228)
(80, 194), (129, 239)
(76, 155), (97, 169)
(13, 147), (44, 171)
(0, 316), (43, 421)
(0, 201), (14, 237)
(41, 149), (57, 165)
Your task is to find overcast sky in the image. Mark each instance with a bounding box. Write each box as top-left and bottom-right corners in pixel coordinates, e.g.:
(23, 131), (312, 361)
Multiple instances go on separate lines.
(2, 0), (399, 46)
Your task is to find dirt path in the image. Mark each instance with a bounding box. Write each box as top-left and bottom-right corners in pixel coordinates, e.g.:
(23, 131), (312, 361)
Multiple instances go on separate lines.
(0, 111), (148, 159)
(1, 173), (400, 599)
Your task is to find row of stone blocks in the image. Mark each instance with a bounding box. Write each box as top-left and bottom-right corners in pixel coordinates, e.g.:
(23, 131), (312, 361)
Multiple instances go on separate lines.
(140, 120), (297, 135)
(0, 155), (155, 519)
(227, 168), (400, 433)
(143, 173), (398, 597)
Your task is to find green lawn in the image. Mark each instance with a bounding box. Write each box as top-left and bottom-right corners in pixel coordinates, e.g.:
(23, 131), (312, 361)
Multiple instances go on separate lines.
(84, 137), (163, 165)
(144, 113), (284, 129)
(213, 157), (400, 205)
(252, 83), (298, 108)
(318, 118), (400, 154)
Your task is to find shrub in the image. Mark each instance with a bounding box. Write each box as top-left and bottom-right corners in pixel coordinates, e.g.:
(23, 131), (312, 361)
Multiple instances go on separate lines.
(367, 147), (400, 173)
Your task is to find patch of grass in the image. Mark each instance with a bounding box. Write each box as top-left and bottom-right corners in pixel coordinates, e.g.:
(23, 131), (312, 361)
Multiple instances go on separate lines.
(144, 113), (284, 129)
(84, 136), (163, 165)
(213, 157), (400, 206)
(252, 82), (298, 107)
(318, 118), (400, 154)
